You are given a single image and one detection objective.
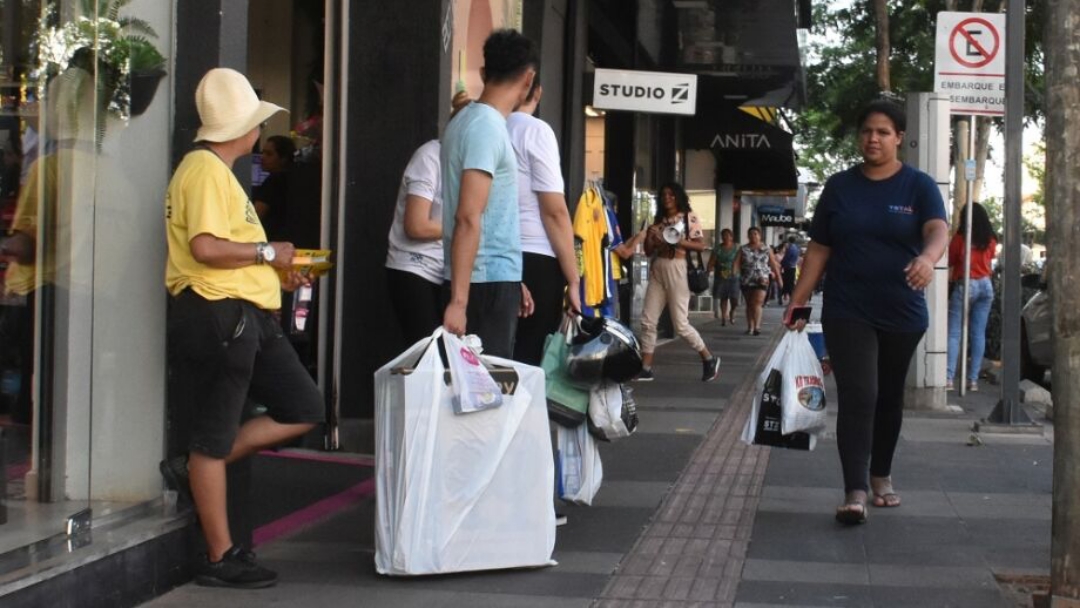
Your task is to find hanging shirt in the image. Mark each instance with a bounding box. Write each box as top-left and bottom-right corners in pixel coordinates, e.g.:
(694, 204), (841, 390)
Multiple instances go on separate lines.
(573, 187), (609, 306)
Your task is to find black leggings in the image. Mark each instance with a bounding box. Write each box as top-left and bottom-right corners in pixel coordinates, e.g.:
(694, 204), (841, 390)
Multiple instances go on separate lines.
(823, 318), (924, 494)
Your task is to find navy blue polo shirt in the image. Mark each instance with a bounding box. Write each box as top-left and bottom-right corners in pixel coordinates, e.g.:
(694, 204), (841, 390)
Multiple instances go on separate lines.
(810, 164), (947, 332)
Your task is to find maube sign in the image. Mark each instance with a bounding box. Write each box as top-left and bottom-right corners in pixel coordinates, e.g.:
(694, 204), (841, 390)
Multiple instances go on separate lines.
(592, 68), (698, 116)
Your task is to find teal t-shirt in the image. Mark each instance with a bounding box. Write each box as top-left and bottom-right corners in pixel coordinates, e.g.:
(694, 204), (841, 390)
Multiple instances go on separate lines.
(440, 102), (522, 283)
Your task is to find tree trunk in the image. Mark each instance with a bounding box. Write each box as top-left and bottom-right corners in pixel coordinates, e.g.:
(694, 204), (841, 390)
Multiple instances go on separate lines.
(972, 116), (992, 203)
(953, 118), (972, 230)
(872, 0), (891, 92)
(1046, 0), (1080, 601)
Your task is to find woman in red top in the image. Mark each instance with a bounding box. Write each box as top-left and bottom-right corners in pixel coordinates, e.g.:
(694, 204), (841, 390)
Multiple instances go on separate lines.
(946, 202), (997, 391)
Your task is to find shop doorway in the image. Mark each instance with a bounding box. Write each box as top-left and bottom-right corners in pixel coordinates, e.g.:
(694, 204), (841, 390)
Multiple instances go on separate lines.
(246, 0), (351, 453)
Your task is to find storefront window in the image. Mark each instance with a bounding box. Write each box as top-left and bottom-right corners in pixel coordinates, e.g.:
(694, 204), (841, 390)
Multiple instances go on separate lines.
(0, 0), (172, 558)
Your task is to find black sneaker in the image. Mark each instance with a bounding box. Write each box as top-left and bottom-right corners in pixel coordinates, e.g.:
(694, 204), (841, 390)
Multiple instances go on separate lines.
(634, 368), (654, 382)
(702, 357), (721, 382)
(555, 512), (568, 526)
(195, 546), (278, 589)
(159, 455), (192, 507)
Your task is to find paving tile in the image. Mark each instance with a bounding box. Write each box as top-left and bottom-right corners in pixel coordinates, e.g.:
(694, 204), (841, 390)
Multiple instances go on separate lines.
(634, 411), (722, 436)
(636, 576), (669, 600)
(592, 482), (675, 509)
(964, 518), (1052, 548)
(735, 581), (872, 607)
(867, 564), (997, 588)
(688, 577), (721, 602)
(741, 559), (869, 585)
(862, 543), (987, 568)
(868, 584), (1012, 608)
(662, 577), (694, 600)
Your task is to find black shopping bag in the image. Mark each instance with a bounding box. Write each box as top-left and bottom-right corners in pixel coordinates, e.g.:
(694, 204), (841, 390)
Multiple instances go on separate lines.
(752, 369), (813, 450)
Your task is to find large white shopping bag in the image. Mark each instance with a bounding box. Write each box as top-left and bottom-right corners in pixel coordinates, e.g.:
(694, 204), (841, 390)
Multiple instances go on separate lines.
(374, 329), (556, 575)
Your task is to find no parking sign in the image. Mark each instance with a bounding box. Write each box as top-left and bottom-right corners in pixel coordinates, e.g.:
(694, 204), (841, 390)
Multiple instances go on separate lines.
(934, 12), (1006, 116)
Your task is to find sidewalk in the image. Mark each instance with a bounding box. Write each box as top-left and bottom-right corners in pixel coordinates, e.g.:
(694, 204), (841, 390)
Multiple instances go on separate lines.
(143, 306), (1053, 608)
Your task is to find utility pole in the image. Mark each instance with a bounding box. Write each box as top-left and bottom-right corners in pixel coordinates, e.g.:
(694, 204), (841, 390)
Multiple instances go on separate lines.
(1046, 0), (1080, 603)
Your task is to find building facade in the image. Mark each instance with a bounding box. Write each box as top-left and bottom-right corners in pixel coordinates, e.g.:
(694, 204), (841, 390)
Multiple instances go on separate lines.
(0, 1), (805, 603)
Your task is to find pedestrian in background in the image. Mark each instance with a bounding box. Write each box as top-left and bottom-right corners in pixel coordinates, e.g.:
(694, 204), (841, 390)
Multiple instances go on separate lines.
(785, 99), (948, 525)
(734, 226), (781, 336)
(162, 68), (325, 588)
(440, 30), (538, 356)
(779, 235), (800, 306)
(507, 78), (581, 365)
(708, 227), (740, 325)
(385, 92), (471, 344)
(636, 182), (721, 382)
(946, 202), (997, 392)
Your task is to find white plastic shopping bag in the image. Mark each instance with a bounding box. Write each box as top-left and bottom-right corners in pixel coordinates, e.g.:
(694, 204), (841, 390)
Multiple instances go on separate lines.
(374, 328), (556, 575)
(443, 332), (503, 414)
(587, 382), (637, 441)
(778, 332), (827, 435)
(557, 423), (603, 505)
(740, 331), (821, 450)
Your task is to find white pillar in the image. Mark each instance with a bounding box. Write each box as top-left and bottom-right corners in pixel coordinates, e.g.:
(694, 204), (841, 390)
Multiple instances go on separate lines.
(739, 196), (753, 241)
(905, 92), (952, 411)
(718, 183), (734, 233)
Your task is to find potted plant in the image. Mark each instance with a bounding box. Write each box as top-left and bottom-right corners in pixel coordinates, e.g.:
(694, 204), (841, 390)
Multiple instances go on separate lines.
(35, 0), (167, 123)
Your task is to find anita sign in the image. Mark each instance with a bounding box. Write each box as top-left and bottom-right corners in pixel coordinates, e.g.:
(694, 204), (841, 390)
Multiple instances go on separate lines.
(711, 133), (773, 150)
(592, 68), (698, 116)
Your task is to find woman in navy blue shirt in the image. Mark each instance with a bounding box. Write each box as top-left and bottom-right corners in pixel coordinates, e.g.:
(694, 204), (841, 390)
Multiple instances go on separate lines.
(785, 100), (949, 525)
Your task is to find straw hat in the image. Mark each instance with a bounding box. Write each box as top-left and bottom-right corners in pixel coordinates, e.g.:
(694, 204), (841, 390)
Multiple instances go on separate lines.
(194, 68), (287, 143)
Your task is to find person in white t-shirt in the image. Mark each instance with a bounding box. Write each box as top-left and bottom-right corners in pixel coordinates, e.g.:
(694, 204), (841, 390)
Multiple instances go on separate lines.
(385, 93), (470, 343)
(506, 81), (581, 364)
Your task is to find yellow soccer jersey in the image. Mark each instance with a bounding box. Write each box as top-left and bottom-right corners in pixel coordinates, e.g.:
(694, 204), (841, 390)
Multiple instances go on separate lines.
(573, 188), (608, 307)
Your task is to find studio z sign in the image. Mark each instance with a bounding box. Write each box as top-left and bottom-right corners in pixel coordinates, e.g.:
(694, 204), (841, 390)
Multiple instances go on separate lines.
(592, 68), (698, 116)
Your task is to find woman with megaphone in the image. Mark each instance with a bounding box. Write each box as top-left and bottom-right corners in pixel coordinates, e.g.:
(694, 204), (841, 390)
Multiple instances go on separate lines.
(635, 182), (721, 383)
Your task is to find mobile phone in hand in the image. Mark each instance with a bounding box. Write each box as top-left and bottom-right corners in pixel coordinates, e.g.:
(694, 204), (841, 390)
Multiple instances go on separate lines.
(788, 305), (812, 324)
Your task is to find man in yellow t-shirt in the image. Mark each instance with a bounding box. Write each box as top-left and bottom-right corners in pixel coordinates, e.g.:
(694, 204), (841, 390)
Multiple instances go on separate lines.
(160, 68), (322, 590)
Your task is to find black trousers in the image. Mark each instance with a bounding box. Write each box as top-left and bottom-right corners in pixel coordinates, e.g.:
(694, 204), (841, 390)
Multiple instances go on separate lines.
(386, 268), (443, 345)
(513, 253), (566, 365)
(442, 281), (521, 360)
(823, 318), (924, 494)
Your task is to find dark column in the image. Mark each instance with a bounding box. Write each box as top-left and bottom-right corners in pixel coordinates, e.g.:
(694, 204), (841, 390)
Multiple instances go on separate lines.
(561, 0), (587, 205)
(169, 0), (253, 550)
(172, 0), (250, 166)
(338, 0), (446, 422)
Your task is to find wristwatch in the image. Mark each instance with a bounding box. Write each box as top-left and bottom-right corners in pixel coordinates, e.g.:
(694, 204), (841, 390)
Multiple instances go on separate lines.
(255, 242), (276, 265)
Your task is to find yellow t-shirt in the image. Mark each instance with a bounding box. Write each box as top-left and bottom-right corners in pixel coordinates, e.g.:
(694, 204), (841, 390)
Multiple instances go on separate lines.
(165, 150), (281, 310)
(5, 155), (58, 296)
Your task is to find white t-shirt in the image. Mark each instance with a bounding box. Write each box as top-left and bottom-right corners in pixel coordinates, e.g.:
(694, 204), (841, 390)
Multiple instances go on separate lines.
(385, 139), (444, 284)
(506, 111), (565, 258)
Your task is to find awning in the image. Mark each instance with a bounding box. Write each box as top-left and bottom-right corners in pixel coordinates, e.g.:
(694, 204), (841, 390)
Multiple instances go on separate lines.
(683, 106), (798, 192)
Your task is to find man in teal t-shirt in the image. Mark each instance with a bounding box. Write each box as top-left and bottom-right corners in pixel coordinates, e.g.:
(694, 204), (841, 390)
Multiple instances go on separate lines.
(441, 29), (539, 358)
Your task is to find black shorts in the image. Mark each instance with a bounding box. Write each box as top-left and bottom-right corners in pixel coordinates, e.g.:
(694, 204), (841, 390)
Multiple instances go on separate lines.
(168, 289), (325, 458)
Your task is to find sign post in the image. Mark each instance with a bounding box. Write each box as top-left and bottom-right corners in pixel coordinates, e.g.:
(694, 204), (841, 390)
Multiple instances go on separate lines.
(936, 11), (1035, 430)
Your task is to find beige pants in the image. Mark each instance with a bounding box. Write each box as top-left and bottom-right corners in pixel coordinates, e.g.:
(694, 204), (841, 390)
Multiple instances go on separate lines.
(639, 256), (706, 354)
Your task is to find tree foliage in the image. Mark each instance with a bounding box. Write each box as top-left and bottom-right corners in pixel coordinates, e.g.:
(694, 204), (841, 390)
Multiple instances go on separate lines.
(796, 0), (1045, 185)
